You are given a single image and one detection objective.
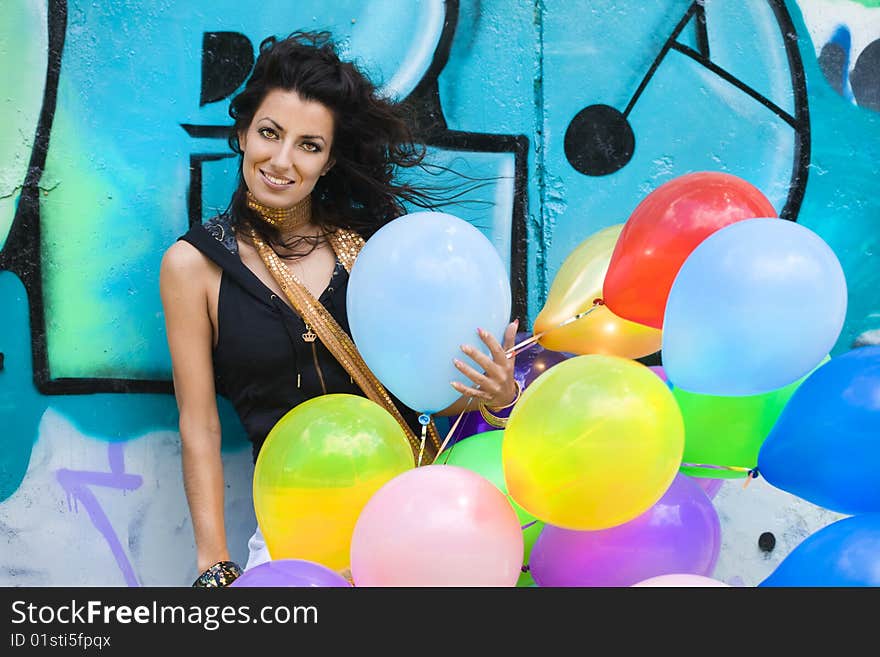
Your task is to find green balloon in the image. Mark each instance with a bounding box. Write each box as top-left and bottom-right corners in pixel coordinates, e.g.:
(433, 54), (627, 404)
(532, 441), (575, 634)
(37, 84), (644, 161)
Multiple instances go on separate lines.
(436, 430), (542, 587)
(675, 356), (829, 479)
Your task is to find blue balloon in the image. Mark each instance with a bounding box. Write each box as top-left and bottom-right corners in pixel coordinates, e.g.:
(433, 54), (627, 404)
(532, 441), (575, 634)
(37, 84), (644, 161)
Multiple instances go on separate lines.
(760, 514), (880, 587)
(662, 218), (847, 396)
(758, 346), (880, 515)
(347, 212), (511, 414)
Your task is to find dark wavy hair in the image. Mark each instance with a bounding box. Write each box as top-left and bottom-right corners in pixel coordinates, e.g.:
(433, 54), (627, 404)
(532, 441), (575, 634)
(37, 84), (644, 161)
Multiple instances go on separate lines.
(227, 30), (456, 256)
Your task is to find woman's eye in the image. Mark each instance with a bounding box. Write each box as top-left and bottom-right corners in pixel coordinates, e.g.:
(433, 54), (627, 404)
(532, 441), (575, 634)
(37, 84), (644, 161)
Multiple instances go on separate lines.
(301, 142), (320, 153)
(258, 127), (277, 139)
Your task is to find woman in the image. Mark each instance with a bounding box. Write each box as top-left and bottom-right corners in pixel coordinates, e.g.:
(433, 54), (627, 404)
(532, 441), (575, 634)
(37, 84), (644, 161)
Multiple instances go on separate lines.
(159, 31), (520, 587)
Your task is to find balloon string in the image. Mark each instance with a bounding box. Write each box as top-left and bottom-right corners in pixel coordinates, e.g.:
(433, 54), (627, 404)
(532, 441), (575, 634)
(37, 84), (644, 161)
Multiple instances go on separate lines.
(431, 396), (476, 464)
(416, 413), (432, 467)
(680, 462), (761, 489)
(417, 424), (427, 467)
(505, 301), (604, 360)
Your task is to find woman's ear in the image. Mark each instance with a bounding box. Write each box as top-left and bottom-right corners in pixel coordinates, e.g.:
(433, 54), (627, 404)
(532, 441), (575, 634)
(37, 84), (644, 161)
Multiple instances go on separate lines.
(321, 158), (336, 176)
(237, 130), (247, 152)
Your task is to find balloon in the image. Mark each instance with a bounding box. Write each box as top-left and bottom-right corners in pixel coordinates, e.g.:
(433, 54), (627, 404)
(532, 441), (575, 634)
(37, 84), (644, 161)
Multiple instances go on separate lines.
(515, 335), (575, 388)
(443, 333), (573, 446)
(603, 172), (777, 329)
(350, 465), (523, 586)
(648, 365), (668, 383)
(691, 476), (724, 500)
(347, 211), (511, 414)
(231, 559), (352, 587)
(529, 473), (720, 587)
(674, 363), (821, 479)
(253, 394), (414, 572)
(535, 224), (661, 358)
(760, 514), (880, 587)
(503, 355), (684, 530)
(435, 430), (544, 587)
(663, 218), (847, 396)
(758, 346), (880, 515)
(633, 574), (730, 587)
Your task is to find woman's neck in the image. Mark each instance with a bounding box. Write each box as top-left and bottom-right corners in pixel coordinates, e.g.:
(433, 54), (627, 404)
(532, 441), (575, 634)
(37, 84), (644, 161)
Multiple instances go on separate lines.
(246, 191), (317, 240)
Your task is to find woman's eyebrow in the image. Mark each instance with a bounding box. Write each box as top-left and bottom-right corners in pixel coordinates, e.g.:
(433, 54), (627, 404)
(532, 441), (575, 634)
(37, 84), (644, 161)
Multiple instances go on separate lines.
(257, 116), (284, 131)
(257, 118), (326, 142)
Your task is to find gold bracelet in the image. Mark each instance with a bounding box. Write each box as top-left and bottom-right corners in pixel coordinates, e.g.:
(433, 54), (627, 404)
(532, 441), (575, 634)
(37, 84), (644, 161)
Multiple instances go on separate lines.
(478, 380), (522, 429)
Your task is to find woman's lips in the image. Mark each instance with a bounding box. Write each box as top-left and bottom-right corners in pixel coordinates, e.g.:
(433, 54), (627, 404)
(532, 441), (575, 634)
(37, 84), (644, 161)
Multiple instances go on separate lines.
(260, 170), (295, 189)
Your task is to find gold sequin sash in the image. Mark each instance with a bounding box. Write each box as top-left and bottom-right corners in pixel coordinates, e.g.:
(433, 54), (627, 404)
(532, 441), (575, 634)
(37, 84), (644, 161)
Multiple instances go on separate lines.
(247, 225), (441, 463)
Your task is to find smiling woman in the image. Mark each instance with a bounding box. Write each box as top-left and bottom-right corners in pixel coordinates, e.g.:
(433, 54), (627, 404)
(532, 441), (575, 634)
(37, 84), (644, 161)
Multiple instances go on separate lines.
(158, 31), (520, 587)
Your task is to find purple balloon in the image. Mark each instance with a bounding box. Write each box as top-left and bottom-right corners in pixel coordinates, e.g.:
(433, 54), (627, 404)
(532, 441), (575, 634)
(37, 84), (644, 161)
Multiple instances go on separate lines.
(692, 476), (724, 500)
(230, 559), (352, 587)
(648, 365), (668, 382)
(444, 333), (573, 446)
(530, 473), (721, 587)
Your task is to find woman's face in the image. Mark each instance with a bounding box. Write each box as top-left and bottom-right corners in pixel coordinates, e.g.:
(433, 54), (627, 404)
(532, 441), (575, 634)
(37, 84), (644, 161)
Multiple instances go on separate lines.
(238, 88), (335, 210)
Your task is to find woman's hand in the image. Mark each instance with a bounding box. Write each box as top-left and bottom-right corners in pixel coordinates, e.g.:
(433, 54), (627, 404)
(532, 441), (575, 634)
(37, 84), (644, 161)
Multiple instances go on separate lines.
(451, 320), (519, 408)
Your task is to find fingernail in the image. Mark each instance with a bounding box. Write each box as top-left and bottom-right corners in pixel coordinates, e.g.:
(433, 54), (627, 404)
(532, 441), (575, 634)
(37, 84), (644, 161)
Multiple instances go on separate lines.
(453, 358), (462, 366)
(514, 318), (520, 327)
(477, 328), (485, 337)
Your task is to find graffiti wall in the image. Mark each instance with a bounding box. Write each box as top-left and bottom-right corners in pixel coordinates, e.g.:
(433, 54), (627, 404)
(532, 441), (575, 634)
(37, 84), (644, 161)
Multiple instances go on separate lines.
(1, 0), (877, 586)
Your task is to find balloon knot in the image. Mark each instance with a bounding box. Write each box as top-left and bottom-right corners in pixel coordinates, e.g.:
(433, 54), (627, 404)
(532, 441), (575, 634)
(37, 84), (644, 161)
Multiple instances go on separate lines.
(417, 414), (431, 426)
(742, 467), (760, 489)
(592, 298), (605, 306)
(521, 564), (530, 573)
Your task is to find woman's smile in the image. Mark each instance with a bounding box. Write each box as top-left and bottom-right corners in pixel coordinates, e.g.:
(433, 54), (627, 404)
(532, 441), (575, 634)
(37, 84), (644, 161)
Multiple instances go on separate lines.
(260, 169), (295, 189)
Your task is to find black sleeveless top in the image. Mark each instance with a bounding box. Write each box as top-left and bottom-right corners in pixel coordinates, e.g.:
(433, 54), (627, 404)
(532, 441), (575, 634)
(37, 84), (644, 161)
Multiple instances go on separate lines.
(179, 215), (422, 462)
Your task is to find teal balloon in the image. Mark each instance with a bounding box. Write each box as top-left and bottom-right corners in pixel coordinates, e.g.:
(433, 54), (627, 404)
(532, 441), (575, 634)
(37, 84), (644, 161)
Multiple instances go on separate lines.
(758, 346), (880, 515)
(347, 212), (511, 414)
(760, 514), (880, 587)
(662, 218), (847, 396)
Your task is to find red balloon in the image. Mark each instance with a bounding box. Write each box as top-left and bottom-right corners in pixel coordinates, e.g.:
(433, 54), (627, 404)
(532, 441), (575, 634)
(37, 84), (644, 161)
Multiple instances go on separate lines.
(602, 172), (777, 329)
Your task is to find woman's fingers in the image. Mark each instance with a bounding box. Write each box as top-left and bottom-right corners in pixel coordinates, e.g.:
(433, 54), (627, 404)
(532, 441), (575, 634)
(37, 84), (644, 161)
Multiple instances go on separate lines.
(453, 357), (492, 390)
(450, 379), (493, 402)
(502, 320), (519, 353)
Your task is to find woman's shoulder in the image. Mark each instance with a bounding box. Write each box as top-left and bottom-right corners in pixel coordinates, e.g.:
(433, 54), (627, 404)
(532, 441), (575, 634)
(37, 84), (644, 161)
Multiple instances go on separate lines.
(160, 239), (215, 281)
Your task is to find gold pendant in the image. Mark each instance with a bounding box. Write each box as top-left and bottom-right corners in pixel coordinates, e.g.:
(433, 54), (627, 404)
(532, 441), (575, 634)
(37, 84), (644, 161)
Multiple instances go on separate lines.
(302, 323), (317, 343)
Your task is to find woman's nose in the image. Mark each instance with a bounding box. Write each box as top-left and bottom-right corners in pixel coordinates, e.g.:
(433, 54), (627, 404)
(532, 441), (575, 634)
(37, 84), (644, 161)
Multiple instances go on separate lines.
(270, 141), (297, 170)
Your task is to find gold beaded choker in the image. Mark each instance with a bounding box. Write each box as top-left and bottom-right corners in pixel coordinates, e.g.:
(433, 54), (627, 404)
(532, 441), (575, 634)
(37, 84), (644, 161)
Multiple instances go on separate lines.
(246, 190), (312, 231)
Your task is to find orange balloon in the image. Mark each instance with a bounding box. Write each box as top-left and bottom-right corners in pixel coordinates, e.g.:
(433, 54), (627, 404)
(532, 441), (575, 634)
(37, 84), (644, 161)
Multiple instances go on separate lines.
(535, 224), (661, 358)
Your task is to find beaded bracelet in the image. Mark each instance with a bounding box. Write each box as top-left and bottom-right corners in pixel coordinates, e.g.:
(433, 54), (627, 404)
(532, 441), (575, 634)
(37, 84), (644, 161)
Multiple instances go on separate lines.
(191, 560), (243, 588)
(478, 380), (522, 429)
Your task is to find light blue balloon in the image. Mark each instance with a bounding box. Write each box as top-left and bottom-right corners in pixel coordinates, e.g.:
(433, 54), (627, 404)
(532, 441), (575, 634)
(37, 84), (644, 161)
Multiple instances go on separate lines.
(760, 514), (880, 587)
(347, 212), (511, 414)
(662, 218), (847, 396)
(758, 346), (880, 515)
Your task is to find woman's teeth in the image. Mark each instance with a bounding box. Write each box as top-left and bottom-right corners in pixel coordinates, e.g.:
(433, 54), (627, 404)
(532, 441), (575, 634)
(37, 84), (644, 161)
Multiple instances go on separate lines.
(263, 172), (293, 185)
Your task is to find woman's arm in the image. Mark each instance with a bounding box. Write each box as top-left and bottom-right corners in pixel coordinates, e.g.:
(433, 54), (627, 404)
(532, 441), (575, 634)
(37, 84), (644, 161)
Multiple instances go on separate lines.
(436, 319), (519, 417)
(160, 241), (230, 574)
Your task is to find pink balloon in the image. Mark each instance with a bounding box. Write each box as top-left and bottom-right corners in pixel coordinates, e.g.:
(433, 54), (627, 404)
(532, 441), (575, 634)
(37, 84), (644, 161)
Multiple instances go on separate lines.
(633, 573), (730, 587)
(350, 465), (523, 586)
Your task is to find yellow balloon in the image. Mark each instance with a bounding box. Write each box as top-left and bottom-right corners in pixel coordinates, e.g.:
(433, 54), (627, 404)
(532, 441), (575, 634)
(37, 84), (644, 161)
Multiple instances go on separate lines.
(253, 394), (414, 572)
(503, 355), (684, 531)
(534, 224), (661, 358)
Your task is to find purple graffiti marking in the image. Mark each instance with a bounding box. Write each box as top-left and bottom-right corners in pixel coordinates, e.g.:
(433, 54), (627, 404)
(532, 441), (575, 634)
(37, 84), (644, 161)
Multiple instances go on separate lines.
(56, 443), (143, 587)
